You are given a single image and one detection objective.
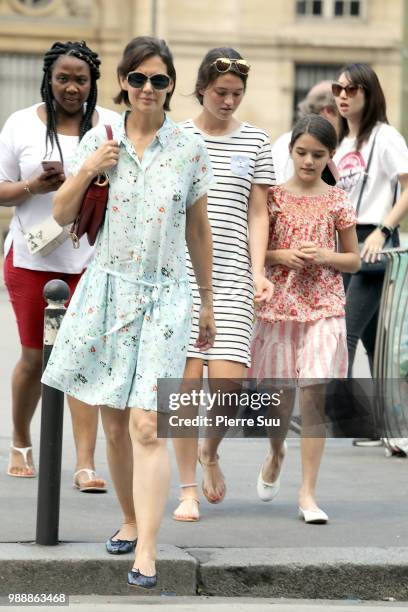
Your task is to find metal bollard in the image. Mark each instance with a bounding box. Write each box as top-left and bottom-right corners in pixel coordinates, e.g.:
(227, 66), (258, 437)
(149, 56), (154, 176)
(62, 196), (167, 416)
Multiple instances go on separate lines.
(36, 279), (70, 545)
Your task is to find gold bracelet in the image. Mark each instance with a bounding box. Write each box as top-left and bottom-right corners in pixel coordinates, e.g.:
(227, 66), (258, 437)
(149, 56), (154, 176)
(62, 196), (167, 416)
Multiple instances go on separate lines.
(198, 286), (213, 292)
(23, 181), (33, 196)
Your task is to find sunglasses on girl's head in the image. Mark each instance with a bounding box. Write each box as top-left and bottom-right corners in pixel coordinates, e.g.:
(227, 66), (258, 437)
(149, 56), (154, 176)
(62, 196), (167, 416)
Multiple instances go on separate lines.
(126, 72), (170, 90)
(211, 58), (251, 75)
(331, 82), (362, 98)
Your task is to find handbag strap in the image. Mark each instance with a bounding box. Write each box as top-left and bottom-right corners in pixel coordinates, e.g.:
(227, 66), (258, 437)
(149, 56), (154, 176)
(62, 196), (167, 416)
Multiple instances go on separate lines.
(355, 128), (378, 216)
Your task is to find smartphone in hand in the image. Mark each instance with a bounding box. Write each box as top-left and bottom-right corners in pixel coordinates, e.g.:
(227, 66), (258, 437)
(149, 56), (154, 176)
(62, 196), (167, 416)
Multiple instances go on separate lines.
(41, 160), (64, 175)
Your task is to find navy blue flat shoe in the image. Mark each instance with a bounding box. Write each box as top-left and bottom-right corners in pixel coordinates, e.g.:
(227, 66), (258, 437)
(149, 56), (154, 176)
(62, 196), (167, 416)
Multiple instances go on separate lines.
(127, 568), (157, 589)
(105, 530), (137, 555)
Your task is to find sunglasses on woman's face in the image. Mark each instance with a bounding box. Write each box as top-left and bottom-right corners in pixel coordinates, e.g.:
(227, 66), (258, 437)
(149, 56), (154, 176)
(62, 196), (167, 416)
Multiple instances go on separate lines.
(127, 72), (170, 90)
(211, 58), (251, 75)
(331, 82), (362, 98)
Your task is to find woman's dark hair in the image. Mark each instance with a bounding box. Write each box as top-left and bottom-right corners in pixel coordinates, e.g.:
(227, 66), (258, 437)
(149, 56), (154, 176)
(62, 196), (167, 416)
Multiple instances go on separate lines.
(194, 47), (248, 105)
(41, 40), (100, 162)
(290, 114), (338, 151)
(114, 36), (176, 111)
(336, 63), (388, 150)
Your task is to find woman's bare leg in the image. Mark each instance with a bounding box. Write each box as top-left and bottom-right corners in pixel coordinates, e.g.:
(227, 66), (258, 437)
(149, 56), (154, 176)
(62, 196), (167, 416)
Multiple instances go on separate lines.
(68, 396), (106, 488)
(9, 346), (42, 474)
(298, 385), (326, 510)
(261, 388), (296, 483)
(101, 406), (137, 540)
(129, 408), (170, 577)
(172, 358), (204, 520)
(199, 360), (246, 502)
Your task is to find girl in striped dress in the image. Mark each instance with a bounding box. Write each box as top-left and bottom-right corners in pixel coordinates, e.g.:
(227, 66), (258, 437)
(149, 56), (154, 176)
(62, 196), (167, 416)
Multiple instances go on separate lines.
(249, 115), (360, 523)
(173, 47), (274, 522)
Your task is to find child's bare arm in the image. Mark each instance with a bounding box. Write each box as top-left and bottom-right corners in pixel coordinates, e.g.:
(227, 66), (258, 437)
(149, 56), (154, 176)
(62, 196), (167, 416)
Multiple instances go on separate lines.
(299, 226), (360, 273)
(335, 226), (361, 272)
(266, 249), (314, 270)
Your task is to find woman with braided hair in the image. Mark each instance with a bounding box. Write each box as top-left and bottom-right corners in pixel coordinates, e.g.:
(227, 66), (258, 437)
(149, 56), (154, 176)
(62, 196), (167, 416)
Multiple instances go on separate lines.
(0, 40), (119, 490)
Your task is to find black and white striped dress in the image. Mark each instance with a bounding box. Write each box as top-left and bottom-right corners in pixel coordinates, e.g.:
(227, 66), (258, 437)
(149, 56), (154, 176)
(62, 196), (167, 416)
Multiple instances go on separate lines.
(182, 120), (275, 366)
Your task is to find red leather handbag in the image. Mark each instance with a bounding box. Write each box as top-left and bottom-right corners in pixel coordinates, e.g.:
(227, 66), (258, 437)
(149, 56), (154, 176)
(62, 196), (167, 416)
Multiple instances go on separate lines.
(70, 124), (113, 248)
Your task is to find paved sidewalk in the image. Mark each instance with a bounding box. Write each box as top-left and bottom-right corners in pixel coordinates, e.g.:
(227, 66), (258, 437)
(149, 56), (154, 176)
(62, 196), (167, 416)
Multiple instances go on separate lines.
(5, 597), (407, 612)
(1, 276), (408, 600)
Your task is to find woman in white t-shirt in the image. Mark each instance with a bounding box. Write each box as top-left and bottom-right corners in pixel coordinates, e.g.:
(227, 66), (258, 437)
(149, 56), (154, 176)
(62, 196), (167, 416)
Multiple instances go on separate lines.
(332, 64), (408, 430)
(0, 41), (118, 488)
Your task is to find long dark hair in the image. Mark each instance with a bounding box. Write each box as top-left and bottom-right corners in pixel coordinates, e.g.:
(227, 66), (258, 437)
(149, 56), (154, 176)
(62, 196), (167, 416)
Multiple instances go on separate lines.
(114, 36), (176, 111)
(194, 47), (248, 105)
(290, 115), (338, 185)
(336, 63), (388, 150)
(40, 40), (101, 162)
(290, 114), (338, 151)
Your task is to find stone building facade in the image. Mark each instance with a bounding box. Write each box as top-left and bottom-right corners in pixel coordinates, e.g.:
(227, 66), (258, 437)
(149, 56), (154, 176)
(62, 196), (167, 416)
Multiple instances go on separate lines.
(0, 0), (405, 242)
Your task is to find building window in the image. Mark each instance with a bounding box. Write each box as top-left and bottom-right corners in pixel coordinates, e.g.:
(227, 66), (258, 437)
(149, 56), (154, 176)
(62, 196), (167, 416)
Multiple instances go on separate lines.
(334, 0), (361, 16)
(0, 53), (43, 128)
(294, 63), (342, 120)
(296, 0), (363, 18)
(296, 0), (323, 16)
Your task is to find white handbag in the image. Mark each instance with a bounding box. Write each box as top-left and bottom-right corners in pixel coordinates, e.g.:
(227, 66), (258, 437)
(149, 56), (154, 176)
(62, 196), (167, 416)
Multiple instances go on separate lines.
(22, 215), (70, 257)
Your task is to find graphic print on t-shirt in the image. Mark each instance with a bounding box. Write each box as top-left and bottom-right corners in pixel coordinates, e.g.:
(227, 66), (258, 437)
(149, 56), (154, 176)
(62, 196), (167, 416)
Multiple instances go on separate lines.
(336, 150), (365, 193)
(230, 153), (250, 177)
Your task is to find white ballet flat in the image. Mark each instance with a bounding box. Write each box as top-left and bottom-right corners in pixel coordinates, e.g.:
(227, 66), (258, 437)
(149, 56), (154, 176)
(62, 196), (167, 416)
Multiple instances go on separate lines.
(298, 506), (328, 524)
(256, 441), (287, 502)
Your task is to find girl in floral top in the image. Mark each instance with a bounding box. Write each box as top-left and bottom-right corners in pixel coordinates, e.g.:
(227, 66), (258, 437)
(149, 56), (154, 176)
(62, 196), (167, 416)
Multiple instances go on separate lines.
(249, 115), (360, 524)
(42, 37), (216, 589)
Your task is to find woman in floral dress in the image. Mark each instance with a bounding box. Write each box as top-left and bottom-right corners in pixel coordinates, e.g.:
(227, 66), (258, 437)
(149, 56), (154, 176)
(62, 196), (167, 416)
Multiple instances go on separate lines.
(42, 36), (216, 589)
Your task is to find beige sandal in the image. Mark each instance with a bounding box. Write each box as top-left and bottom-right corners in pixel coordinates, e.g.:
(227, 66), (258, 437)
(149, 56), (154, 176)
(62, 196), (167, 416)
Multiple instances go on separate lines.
(73, 468), (107, 493)
(7, 444), (36, 478)
(173, 483), (200, 522)
(198, 453), (226, 504)
(173, 497), (200, 522)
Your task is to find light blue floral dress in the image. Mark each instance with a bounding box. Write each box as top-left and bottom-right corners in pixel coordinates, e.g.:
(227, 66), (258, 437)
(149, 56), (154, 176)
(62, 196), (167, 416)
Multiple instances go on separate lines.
(42, 114), (213, 410)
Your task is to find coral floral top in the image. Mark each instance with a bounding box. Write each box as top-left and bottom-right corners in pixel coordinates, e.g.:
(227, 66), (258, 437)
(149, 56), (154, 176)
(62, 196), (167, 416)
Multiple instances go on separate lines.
(256, 185), (357, 323)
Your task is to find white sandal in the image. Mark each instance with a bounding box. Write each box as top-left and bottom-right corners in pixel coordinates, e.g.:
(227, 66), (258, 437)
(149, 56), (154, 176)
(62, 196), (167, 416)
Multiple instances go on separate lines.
(73, 468), (107, 493)
(7, 444), (36, 478)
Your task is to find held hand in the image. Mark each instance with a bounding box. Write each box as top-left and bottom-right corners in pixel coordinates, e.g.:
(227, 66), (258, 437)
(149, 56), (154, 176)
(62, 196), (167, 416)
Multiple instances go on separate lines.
(253, 273), (274, 303)
(279, 249), (314, 270)
(195, 305), (217, 351)
(360, 228), (386, 263)
(82, 139), (120, 178)
(299, 242), (330, 265)
(30, 170), (66, 195)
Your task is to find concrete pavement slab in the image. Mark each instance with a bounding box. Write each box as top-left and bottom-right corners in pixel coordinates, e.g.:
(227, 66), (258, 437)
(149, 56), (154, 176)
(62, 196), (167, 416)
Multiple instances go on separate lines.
(1, 439), (407, 548)
(1, 543), (407, 599)
(0, 543), (196, 596)
(189, 547), (408, 599)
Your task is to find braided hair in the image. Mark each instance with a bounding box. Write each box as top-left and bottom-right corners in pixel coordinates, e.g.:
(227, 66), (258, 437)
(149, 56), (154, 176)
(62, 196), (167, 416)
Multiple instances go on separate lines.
(40, 40), (101, 162)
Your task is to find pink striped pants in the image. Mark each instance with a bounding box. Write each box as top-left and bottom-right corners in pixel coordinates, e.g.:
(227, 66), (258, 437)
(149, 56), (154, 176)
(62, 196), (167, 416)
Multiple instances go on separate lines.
(249, 317), (348, 386)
